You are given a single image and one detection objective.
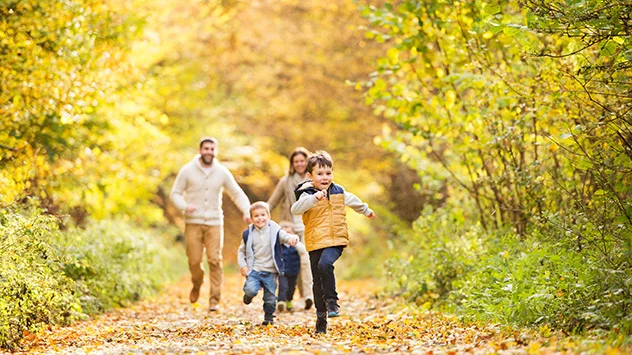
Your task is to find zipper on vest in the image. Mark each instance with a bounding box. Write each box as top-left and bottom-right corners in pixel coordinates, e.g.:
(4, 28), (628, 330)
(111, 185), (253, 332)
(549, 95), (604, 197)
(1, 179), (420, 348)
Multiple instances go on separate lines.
(328, 200), (334, 240)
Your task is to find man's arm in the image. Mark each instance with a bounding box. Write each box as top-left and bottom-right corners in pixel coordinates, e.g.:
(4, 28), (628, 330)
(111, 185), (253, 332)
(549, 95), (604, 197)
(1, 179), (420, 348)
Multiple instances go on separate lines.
(291, 192), (319, 215)
(222, 168), (252, 222)
(170, 168), (190, 211)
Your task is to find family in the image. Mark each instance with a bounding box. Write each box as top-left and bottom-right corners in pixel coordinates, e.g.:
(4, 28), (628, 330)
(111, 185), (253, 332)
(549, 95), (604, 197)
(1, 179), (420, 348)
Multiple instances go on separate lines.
(170, 137), (376, 334)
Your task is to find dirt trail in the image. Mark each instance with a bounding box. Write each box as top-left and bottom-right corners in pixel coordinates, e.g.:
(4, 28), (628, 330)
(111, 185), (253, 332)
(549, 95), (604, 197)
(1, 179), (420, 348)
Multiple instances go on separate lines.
(11, 272), (599, 354)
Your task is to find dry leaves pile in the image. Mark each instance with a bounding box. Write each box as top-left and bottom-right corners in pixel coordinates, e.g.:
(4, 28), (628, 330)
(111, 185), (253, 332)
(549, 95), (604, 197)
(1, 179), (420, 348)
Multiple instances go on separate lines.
(9, 273), (629, 355)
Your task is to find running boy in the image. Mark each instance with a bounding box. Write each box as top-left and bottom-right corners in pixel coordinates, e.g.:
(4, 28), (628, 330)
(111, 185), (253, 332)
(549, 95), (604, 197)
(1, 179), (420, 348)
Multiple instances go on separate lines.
(238, 202), (299, 326)
(291, 151), (376, 334)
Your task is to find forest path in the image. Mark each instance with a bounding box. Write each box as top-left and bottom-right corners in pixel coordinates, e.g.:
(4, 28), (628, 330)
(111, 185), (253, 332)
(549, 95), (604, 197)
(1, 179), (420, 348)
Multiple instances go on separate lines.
(14, 272), (579, 354)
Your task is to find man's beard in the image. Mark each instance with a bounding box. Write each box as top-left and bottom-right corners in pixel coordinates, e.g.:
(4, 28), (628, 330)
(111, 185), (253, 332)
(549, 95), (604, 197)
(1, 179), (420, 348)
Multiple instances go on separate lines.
(201, 155), (214, 165)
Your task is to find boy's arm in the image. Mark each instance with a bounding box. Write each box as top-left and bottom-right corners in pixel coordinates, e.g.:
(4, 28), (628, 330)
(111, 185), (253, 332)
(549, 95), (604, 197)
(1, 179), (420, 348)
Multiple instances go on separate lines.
(291, 192), (318, 215)
(344, 191), (375, 217)
(279, 230), (299, 246)
(237, 238), (248, 269)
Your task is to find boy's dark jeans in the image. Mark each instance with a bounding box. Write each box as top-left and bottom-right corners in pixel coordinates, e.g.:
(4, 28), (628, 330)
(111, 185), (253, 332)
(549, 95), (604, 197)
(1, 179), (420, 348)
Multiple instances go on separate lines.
(309, 246), (344, 313)
(278, 274), (298, 302)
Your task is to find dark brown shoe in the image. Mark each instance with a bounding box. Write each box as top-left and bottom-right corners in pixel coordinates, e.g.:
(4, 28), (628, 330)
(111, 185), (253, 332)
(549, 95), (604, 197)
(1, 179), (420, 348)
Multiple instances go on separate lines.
(189, 284), (201, 303)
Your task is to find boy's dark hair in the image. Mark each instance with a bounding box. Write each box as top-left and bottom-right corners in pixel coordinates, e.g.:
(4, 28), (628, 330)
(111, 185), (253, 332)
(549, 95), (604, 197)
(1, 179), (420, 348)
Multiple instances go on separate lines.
(199, 136), (218, 148)
(306, 151), (333, 173)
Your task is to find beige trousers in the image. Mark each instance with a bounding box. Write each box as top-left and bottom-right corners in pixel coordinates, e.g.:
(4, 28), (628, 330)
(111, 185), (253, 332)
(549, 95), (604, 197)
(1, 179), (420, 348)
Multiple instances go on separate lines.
(297, 230), (314, 301)
(185, 224), (223, 306)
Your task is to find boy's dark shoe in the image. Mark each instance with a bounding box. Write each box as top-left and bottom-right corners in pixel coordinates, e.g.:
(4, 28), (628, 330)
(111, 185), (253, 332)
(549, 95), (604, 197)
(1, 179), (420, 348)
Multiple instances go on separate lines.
(304, 298), (313, 310)
(261, 313), (275, 326)
(326, 299), (340, 317)
(277, 301), (286, 312)
(243, 294), (253, 305)
(315, 312), (328, 334)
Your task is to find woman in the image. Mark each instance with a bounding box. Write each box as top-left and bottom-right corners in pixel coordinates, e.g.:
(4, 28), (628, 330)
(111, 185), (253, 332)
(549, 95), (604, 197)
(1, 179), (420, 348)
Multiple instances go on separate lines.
(267, 147), (314, 310)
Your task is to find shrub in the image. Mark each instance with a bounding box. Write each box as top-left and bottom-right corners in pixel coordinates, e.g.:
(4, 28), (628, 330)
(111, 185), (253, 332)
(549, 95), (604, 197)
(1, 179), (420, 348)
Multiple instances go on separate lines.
(0, 206), (185, 349)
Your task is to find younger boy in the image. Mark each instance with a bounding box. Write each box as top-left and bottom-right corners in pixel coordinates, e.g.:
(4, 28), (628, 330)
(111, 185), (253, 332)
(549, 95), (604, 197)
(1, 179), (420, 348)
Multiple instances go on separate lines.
(238, 202), (299, 325)
(277, 221), (309, 312)
(291, 151), (376, 334)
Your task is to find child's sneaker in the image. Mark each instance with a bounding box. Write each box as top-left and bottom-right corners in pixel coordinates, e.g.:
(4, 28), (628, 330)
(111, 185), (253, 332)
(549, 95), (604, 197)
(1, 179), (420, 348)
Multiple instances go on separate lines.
(286, 301), (293, 312)
(277, 301), (286, 312)
(262, 313), (275, 326)
(243, 294), (253, 305)
(326, 299), (340, 317)
(315, 312), (327, 334)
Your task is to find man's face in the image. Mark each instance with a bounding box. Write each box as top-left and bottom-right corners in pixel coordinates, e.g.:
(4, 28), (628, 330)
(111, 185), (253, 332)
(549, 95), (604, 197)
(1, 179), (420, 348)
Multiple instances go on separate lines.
(199, 142), (217, 166)
(251, 208), (270, 229)
(308, 164), (333, 191)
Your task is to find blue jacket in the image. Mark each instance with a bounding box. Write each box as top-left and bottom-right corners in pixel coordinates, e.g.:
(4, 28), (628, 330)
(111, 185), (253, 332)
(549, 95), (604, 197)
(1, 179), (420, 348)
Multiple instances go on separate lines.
(237, 220), (294, 276)
(281, 244), (300, 276)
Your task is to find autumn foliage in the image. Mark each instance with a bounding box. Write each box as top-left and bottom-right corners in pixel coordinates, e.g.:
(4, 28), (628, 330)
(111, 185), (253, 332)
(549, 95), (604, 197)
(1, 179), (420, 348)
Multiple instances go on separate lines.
(0, 0), (631, 351)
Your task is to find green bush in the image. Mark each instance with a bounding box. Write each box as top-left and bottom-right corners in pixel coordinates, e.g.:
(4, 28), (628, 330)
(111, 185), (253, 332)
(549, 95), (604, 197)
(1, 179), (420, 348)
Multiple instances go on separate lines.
(0, 207), (186, 349)
(385, 206), (632, 334)
(384, 207), (484, 304)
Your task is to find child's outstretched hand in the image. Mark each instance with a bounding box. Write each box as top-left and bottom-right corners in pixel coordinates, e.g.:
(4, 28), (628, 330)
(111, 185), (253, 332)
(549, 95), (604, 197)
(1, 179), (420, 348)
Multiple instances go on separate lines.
(287, 235), (299, 246)
(315, 190), (327, 201)
(367, 210), (376, 219)
(240, 266), (250, 278)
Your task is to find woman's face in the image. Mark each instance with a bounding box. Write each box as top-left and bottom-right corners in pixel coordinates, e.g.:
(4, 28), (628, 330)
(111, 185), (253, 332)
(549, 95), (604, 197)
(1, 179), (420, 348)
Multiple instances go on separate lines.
(292, 154), (307, 175)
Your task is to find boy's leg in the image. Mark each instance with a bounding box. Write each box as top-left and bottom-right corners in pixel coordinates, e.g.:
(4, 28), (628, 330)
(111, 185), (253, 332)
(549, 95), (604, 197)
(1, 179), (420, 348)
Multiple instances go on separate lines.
(310, 249), (329, 334)
(261, 272), (278, 325)
(287, 274), (298, 302)
(277, 275), (289, 312)
(184, 224), (204, 303)
(317, 246), (344, 304)
(243, 271), (263, 304)
(204, 225), (224, 310)
(277, 275), (289, 301)
(309, 249), (326, 313)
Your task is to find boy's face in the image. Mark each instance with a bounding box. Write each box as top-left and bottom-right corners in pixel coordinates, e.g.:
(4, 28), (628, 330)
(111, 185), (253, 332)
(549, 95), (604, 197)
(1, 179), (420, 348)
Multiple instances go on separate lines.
(308, 164), (333, 191)
(251, 207), (270, 229)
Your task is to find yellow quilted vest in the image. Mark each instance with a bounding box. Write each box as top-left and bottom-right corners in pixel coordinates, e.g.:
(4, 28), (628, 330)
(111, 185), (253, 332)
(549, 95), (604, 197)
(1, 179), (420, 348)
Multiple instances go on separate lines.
(302, 193), (349, 252)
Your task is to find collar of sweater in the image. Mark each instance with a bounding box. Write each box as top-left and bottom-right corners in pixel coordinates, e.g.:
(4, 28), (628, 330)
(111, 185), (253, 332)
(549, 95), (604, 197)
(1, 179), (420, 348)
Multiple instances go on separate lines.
(193, 154), (218, 171)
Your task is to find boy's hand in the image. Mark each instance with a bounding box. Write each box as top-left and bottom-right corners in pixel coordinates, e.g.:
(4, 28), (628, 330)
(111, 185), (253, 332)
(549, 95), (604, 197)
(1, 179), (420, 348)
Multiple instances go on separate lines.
(240, 267), (250, 277)
(367, 211), (376, 219)
(315, 190), (327, 201)
(287, 235), (299, 247)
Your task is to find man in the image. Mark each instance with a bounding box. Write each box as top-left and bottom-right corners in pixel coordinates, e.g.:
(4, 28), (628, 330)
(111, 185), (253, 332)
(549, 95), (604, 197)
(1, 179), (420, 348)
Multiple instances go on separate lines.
(171, 137), (251, 312)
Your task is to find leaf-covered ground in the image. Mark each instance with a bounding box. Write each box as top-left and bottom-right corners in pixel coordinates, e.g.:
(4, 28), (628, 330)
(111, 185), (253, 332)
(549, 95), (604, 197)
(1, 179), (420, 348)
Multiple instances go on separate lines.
(11, 272), (629, 354)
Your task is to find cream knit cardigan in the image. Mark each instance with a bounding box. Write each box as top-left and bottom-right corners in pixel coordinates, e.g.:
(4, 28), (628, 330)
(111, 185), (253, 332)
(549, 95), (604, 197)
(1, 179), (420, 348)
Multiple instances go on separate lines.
(171, 155), (251, 225)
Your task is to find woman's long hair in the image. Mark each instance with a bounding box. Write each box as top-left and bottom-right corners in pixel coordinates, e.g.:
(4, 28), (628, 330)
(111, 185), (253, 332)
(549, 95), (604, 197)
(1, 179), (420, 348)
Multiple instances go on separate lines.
(288, 147), (311, 175)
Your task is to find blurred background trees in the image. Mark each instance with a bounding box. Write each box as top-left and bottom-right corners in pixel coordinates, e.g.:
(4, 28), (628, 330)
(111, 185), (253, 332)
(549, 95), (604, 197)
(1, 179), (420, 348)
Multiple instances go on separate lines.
(1, 0), (630, 339)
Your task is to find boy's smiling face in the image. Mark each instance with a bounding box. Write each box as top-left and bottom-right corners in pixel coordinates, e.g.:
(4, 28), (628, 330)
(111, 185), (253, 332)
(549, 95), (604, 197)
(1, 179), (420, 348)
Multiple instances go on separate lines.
(251, 207), (270, 229)
(308, 164), (333, 191)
